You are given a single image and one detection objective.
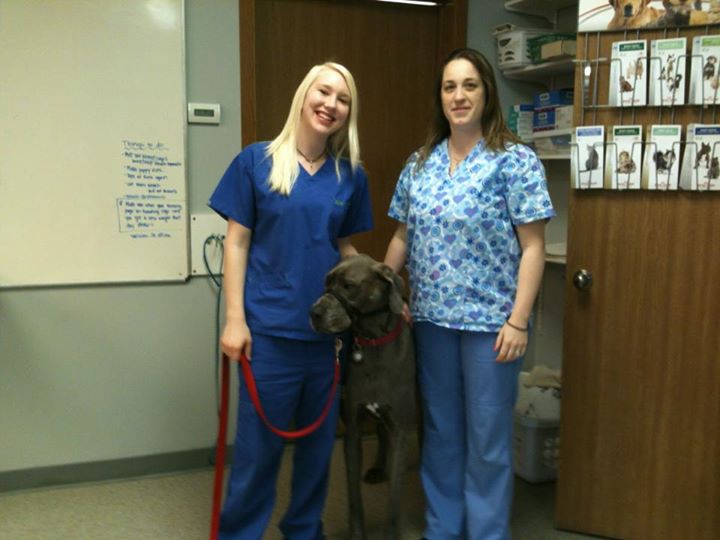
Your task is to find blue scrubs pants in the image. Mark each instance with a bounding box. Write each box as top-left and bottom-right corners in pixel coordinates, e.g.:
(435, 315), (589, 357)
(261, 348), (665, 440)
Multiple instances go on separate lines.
(415, 322), (522, 540)
(219, 334), (339, 540)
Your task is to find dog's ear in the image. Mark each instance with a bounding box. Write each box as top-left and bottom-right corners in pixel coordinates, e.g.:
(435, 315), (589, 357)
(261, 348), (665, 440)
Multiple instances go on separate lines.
(375, 263), (405, 315)
(608, 0), (616, 8)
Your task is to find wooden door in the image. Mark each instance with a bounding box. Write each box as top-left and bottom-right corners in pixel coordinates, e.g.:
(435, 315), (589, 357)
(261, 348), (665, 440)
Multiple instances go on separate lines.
(239, 0), (467, 260)
(556, 30), (720, 540)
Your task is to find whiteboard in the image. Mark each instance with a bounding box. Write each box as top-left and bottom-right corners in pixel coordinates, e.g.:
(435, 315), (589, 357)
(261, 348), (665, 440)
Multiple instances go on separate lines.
(0, 0), (188, 287)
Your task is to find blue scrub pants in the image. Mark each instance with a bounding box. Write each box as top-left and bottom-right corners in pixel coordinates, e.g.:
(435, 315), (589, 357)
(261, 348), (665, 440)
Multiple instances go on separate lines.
(415, 322), (522, 540)
(219, 334), (339, 540)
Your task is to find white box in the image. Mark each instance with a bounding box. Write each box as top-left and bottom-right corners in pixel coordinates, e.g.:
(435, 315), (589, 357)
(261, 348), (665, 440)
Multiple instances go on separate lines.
(680, 124), (720, 191)
(609, 39), (647, 107)
(513, 413), (560, 483)
(689, 35), (720, 106)
(606, 125), (643, 190)
(649, 37), (687, 107)
(643, 125), (682, 190)
(572, 126), (605, 189)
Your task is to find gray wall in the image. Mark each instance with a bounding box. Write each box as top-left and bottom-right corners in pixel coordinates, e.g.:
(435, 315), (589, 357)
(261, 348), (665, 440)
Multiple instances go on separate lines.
(0, 0), (569, 480)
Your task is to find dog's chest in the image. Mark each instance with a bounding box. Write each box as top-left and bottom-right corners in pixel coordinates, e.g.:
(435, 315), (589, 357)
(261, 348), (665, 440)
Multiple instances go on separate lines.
(346, 340), (414, 401)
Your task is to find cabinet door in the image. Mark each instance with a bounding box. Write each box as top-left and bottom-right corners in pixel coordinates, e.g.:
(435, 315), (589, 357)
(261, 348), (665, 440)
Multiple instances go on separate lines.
(555, 32), (720, 540)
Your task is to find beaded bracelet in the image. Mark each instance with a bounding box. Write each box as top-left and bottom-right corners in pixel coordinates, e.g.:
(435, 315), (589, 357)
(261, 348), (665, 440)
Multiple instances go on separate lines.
(505, 317), (528, 332)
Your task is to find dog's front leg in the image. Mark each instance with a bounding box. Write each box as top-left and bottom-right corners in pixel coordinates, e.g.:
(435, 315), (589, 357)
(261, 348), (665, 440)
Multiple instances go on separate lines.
(384, 426), (408, 540)
(344, 403), (366, 540)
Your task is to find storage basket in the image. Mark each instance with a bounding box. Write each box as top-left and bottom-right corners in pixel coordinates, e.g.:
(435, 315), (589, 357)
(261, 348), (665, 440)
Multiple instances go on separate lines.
(513, 413), (560, 483)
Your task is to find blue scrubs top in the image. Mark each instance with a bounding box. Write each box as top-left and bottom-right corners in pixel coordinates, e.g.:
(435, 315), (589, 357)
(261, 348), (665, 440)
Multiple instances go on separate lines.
(209, 142), (373, 341)
(388, 139), (554, 332)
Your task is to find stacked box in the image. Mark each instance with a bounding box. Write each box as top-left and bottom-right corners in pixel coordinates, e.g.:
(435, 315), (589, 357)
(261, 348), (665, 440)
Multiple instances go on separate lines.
(541, 39), (577, 62)
(513, 413), (560, 483)
(534, 89), (574, 111)
(527, 33), (576, 63)
(507, 104), (534, 142)
(533, 105), (573, 133)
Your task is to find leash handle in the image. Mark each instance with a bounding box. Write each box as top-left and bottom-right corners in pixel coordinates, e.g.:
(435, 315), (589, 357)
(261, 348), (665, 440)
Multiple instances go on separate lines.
(239, 350), (340, 439)
(209, 353), (230, 540)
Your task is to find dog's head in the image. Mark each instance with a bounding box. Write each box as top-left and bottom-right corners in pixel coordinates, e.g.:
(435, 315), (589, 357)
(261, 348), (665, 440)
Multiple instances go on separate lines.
(662, 0), (695, 15)
(310, 254), (405, 334)
(609, 0), (652, 19)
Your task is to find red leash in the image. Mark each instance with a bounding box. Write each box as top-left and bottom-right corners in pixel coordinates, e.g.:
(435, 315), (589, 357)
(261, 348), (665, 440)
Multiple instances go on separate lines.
(209, 345), (341, 540)
(210, 353), (230, 540)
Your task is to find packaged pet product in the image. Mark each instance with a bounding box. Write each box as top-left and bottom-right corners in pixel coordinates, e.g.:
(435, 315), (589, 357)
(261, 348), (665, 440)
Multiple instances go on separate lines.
(609, 39), (647, 107)
(606, 125), (643, 190)
(642, 125), (682, 190)
(689, 35), (720, 106)
(679, 124), (720, 190)
(507, 104), (534, 142)
(649, 37), (687, 106)
(572, 126), (605, 189)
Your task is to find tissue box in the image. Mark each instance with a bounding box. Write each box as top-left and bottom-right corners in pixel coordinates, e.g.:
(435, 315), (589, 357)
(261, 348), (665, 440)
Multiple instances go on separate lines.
(513, 413), (560, 483)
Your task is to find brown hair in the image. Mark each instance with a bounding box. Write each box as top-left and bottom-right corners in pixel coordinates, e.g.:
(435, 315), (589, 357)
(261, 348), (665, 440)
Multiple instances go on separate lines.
(416, 48), (520, 168)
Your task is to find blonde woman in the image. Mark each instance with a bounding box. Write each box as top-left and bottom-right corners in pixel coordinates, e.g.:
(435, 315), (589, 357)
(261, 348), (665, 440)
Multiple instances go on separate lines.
(209, 62), (372, 540)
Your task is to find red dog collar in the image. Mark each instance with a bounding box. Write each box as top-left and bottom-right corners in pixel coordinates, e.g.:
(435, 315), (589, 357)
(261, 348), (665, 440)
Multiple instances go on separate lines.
(354, 317), (404, 347)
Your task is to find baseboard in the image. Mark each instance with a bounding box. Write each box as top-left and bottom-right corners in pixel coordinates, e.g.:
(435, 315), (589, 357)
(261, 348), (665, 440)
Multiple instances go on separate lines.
(0, 446), (233, 493)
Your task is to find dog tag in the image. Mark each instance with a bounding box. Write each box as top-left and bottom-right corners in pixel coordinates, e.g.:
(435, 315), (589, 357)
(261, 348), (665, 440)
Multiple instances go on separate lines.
(352, 344), (363, 362)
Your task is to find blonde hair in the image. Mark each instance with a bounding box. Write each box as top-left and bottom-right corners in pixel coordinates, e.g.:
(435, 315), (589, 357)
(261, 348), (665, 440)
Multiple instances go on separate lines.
(266, 62), (361, 195)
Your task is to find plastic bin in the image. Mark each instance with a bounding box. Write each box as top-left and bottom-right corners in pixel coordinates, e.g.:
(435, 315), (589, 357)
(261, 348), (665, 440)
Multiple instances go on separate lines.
(513, 413), (560, 483)
(493, 25), (547, 69)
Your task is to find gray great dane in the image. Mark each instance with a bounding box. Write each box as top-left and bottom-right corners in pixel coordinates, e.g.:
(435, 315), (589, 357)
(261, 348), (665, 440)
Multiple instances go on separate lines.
(310, 254), (417, 540)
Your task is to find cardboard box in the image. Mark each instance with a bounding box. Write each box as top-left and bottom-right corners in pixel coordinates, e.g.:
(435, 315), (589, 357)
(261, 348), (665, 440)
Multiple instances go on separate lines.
(533, 106), (573, 132)
(534, 89), (574, 111)
(541, 39), (577, 61)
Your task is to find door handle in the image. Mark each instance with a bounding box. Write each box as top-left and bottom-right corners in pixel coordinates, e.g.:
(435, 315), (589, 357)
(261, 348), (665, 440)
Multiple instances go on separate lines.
(573, 269), (593, 290)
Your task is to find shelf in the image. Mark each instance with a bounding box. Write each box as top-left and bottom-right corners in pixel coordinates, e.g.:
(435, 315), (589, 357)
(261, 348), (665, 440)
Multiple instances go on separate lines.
(537, 153), (570, 160)
(502, 58), (575, 81)
(504, 0), (577, 22)
(545, 242), (567, 265)
(531, 128), (573, 139)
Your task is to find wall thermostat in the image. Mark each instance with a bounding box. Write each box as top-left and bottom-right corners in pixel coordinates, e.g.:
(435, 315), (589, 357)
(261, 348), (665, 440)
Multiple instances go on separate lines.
(187, 102), (221, 125)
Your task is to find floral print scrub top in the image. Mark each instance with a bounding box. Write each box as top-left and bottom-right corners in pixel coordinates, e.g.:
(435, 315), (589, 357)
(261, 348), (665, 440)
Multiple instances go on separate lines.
(388, 138), (555, 332)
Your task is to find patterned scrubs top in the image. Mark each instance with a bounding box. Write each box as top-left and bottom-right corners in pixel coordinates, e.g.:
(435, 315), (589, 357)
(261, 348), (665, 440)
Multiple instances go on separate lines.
(388, 138), (555, 332)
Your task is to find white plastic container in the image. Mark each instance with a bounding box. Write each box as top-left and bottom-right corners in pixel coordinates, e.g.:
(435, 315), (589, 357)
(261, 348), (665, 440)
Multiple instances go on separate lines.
(493, 25), (547, 69)
(513, 413), (560, 483)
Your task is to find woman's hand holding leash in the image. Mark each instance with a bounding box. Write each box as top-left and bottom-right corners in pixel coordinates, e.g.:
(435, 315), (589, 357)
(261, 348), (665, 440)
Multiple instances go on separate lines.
(220, 319), (253, 361)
